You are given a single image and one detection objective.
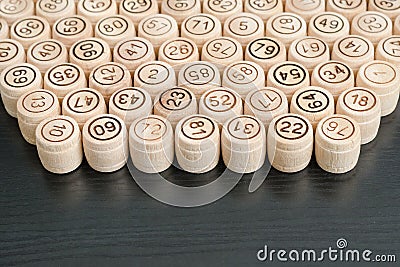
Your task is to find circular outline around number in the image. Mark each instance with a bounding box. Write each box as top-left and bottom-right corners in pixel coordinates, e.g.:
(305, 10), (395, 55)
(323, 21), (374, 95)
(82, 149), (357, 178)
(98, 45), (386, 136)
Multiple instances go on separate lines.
(226, 62), (259, 85)
(227, 115), (261, 140)
(88, 115), (122, 141)
(82, 0), (112, 13)
(4, 65), (37, 88)
(97, 16), (129, 37)
(227, 15), (260, 36)
(248, 0), (278, 11)
(112, 88), (146, 111)
(294, 37), (327, 59)
(181, 115), (216, 140)
(162, 39), (195, 61)
(312, 13), (345, 34)
(183, 14), (216, 36)
(122, 0), (152, 13)
(203, 89), (238, 112)
(272, 63), (307, 86)
(159, 87), (193, 111)
(318, 61), (351, 84)
(249, 89), (283, 112)
(382, 37), (400, 58)
(295, 89), (330, 113)
(275, 114), (309, 140)
(92, 63), (125, 86)
(55, 16), (87, 36)
(332, 0), (362, 9)
(248, 38), (280, 60)
(205, 38), (238, 59)
(0, 0), (28, 14)
(41, 118), (74, 143)
(30, 40), (63, 62)
(22, 90), (55, 114)
(206, 0), (238, 13)
(66, 89), (101, 114)
(167, 0), (196, 11)
(338, 36), (370, 58)
(72, 39), (105, 61)
(14, 18), (45, 39)
(183, 63), (216, 85)
(356, 13), (388, 33)
(321, 116), (355, 141)
(0, 41), (18, 63)
(138, 63), (170, 85)
(117, 39), (149, 61)
(271, 15), (302, 35)
(373, 0), (400, 11)
(363, 62), (396, 85)
(141, 16), (173, 36)
(291, 0), (322, 11)
(134, 116), (168, 141)
(343, 88), (377, 112)
(38, 0), (69, 13)
(47, 63), (81, 86)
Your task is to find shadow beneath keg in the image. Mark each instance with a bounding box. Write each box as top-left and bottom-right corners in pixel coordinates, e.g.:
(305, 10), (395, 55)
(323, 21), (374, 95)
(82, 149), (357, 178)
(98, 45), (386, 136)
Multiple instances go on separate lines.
(309, 163), (359, 202)
(264, 165), (310, 203)
(43, 158), (140, 201)
(41, 162), (89, 204)
(307, 109), (400, 203)
(83, 165), (142, 198)
(160, 155), (273, 195)
(160, 156), (226, 187)
(127, 155), (245, 207)
(371, 111), (398, 150)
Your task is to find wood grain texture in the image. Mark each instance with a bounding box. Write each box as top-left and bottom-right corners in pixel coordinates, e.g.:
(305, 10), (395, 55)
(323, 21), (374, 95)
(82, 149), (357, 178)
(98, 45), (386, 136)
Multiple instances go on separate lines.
(245, 37), (287, 73)
(0, 39), (26, 73)
(308, 12), (350, 49)
(0, 0), (34, 25)
(0, 102), (399, 266)
(244, 0), (283, 21)
(35, 0), (76, 26)
(203, 0), (243, 24)
(331, 35), (374, 73)
(10, 16), (51, 50)
(265, 12), (307, 49)
(94, 15), (136, 49)
(326, 0), (367, 21)
(288, 37), (330, 72)
(160, 0), (201, 25)
(137, 14), (179, 53)
(395, 15), (400, 35)
(77, 0), (118, 25)
(223, 12), (264, 48)
(351, 11), (392, 45)
(119, 0), (158, 26)
(285, 0), (325, 22)
(181, 14), (222, 49)
(52, 16), (94, 49)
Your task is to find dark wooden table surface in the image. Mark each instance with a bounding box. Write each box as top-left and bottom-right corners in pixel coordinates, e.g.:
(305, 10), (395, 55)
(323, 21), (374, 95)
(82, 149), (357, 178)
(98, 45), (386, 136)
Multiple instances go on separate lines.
(0, 103), (399, 267)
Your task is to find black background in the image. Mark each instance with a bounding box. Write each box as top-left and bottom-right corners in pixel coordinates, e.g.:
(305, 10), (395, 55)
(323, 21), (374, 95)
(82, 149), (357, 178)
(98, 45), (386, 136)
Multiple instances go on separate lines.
(0, 103), (399, 267)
